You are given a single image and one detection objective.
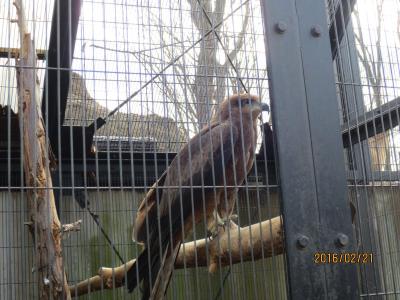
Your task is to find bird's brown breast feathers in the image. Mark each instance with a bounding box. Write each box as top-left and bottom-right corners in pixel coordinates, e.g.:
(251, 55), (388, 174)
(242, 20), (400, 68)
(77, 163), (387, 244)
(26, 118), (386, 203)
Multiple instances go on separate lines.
(133, 96), (260, 245)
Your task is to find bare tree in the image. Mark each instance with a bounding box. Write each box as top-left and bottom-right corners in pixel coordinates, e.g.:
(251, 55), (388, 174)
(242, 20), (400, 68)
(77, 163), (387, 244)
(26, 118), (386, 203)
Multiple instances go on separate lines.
(187, 0), (250, 126)
(89, 1), (269, 134)
(139, 1), (257, 132)
(353, 0), (391, 171)
(153, 0), (253, 131)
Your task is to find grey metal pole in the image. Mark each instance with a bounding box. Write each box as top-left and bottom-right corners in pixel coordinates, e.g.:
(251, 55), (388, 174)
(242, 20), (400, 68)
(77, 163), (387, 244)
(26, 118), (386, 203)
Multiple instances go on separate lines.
(261, 0), (359, 298)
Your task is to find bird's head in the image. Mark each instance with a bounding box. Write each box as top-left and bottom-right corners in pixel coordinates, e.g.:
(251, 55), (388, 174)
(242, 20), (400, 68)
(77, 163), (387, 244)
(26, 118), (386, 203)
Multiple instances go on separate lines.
(216, 93), (269, 122)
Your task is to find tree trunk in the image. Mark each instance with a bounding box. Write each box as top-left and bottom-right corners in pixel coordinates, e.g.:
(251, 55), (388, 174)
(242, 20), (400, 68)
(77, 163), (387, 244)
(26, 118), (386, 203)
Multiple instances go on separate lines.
(190, 0), (227, 128)
(14, 0), (70, 299)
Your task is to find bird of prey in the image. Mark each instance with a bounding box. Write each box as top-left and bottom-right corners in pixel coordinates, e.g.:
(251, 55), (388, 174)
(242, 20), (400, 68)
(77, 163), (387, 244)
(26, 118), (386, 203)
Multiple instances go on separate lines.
(125, 94), (269, 299)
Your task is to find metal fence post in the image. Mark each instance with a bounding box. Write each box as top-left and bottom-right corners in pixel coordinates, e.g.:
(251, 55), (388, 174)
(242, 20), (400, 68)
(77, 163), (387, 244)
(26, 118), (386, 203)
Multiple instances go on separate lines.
(261, 0), (359, 298)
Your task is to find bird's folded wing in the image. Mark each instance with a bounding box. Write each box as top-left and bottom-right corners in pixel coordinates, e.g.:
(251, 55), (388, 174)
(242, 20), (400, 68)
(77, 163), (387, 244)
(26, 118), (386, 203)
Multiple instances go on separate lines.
(132, 171), (167, 244)
(133, 122), (239, 244)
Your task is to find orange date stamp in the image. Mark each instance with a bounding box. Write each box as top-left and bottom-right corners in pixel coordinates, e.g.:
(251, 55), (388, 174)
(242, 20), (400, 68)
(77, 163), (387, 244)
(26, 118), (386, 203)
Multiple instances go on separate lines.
(314, 252), (373, 264)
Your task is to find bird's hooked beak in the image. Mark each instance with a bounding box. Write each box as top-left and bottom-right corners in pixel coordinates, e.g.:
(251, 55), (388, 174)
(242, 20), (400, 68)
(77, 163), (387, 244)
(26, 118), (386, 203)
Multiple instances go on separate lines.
(250, 101), (269, 112)
(257, 102), (269, 122)
(260, 103), (269, 112)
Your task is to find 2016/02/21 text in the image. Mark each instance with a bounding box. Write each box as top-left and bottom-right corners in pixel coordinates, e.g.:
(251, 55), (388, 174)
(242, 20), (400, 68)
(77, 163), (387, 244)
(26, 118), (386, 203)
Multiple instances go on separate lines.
(314, 252), (373, 264)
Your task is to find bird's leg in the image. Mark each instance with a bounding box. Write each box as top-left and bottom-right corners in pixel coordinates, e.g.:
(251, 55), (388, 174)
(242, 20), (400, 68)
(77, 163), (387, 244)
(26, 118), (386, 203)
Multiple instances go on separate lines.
(207, 210), (223, 240)
(215, 210), (226, 227)
(218, 213), (238, 228)
(207, 210), (238, 240)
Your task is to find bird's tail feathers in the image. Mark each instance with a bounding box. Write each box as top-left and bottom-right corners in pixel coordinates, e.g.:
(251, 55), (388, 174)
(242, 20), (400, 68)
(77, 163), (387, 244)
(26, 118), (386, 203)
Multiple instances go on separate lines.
(129, 218), (182, 299)
(150, 241), (181, 300)
(140, 241), (163, 300)
(126, 248), (150, 293)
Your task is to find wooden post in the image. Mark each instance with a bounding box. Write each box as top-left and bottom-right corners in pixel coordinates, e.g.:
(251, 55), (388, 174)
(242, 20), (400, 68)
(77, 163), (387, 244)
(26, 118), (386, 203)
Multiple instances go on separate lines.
(13, 0), (71, 299)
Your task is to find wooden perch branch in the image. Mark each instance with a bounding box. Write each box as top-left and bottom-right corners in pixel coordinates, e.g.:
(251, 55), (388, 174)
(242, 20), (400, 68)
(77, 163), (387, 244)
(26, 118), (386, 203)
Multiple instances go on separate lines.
(61, 220), (82, 239)
(69, 216), (283, 297)
(13, 0), (70, 299)
(61, 220), (82, 234)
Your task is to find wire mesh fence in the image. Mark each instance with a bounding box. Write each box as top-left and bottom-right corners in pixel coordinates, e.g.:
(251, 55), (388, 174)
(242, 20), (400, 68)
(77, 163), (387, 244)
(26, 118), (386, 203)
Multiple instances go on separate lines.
(1, 0), (284, 299)
(0, 0), (399, 299)
(330, 0), (400, 298)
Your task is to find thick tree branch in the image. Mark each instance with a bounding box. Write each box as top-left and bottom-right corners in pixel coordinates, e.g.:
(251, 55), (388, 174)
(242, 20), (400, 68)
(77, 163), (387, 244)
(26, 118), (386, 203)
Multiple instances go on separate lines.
(354, 35), (377, 83)
(354, 2), (391, 171)
(354, 11), (377, 85)
(13, 0), (70, 299)
(224, 1), (250, 67)
(69, 216), (284, 297)
(61, 220), (82, 235)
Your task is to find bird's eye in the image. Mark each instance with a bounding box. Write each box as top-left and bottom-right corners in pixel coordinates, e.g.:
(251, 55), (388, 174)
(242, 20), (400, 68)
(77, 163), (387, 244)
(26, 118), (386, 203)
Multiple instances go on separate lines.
(237, 98), (253, 108)
(239, 99), (250, 106)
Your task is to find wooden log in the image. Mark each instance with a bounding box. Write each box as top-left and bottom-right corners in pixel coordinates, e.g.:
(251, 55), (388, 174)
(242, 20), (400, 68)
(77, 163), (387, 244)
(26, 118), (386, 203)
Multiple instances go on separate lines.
(13, 1), (70, 299)
(69, 216), (283, 297)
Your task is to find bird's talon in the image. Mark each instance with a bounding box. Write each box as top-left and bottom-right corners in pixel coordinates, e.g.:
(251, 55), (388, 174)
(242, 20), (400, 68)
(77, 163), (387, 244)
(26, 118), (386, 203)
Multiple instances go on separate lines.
(214, 210), (225, 227)
(207, 228), (219, 240)
(230, 214), (238, 222)
(210, 211), (237, 239)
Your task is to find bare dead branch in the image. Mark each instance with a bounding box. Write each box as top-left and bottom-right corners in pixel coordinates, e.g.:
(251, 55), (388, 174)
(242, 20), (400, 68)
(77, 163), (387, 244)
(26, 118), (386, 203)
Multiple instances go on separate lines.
(13, 0), (28, 45)
(374, 0), (384, 103)
(13, 0), (70, 299)
(354, 1), (391, 171)
(224, 0), (250, 67)
(354, 34), (377, 81)
(61, 220), (82, 235)
(354, 46), (376, 87)
(353, 10), (378, 85)
(397, 10), (400, 43)
(69, 216), (284, 297)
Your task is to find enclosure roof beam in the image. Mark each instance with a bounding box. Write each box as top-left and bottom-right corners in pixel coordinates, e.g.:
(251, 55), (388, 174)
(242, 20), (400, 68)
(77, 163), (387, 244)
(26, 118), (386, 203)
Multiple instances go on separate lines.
(342, 97), (400, 148)
(0, 47), (46, 59)
(41, 0), (82, 156)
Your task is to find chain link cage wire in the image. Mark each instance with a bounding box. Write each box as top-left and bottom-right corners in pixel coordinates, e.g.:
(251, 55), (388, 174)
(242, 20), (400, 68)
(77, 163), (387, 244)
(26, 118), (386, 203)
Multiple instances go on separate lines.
(329, 0), (400, 298)
(0, 0), (399, 299)
(0, 0), (284, 299)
